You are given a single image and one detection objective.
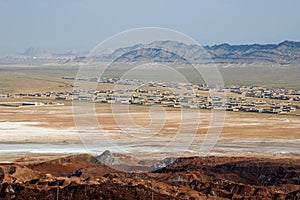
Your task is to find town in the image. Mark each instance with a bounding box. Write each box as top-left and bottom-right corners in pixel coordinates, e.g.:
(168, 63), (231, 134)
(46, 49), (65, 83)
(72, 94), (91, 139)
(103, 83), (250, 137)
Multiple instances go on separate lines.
(1, 77), (299, 115)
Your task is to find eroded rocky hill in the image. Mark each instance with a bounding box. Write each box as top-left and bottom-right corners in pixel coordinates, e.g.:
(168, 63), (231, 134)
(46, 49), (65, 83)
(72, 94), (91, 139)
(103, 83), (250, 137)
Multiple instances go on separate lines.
(0, 155), (299, 199)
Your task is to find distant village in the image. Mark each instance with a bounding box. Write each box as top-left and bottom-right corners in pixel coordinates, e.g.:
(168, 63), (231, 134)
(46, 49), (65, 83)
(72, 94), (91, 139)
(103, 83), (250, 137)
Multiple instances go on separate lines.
(1, 77), (300, 115)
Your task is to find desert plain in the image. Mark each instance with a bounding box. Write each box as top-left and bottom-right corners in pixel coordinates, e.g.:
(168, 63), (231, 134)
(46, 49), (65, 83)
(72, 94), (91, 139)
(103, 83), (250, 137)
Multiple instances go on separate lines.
(0, 65), (299, 199)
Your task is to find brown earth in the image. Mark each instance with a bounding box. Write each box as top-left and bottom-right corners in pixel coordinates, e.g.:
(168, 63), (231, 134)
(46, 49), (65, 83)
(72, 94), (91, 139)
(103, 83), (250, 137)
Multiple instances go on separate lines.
(0, 155), (299, 199)
(1, 104), (299, 161)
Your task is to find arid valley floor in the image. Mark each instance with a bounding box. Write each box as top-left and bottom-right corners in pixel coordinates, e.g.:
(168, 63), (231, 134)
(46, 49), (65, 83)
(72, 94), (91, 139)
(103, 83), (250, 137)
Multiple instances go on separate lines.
(0, 104), (300, 161)
(0, 65), (299, 199)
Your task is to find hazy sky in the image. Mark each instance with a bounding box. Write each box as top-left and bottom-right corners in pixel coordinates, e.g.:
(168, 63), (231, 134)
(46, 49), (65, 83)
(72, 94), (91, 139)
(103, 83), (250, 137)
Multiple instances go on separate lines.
(0, 0), (299, 55)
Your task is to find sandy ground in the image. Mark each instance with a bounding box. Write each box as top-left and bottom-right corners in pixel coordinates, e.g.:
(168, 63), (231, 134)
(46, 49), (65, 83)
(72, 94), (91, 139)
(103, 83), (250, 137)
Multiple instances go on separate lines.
(0, 103), (299, 162)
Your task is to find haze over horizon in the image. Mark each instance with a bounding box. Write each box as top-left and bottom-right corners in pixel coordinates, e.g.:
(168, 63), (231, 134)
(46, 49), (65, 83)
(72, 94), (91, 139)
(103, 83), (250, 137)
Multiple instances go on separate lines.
(1, 0), (300, 55)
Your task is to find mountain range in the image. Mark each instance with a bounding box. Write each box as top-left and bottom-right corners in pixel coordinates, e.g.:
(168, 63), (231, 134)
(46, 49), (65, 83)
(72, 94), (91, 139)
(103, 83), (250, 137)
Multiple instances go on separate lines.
(205, 40), (300, 64)
(21, 40), (300, 65)
(21, 47), (86, 57)
(96, 40), (300, 65)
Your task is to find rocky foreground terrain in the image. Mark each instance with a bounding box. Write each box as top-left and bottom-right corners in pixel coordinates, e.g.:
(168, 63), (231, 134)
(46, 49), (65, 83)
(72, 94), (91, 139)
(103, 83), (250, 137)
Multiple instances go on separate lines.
(0, 154), (300, 199)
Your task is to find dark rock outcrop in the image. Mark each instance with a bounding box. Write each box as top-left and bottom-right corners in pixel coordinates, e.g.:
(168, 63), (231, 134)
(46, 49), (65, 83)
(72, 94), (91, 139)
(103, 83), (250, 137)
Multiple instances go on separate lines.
(92, 150), (121, 165)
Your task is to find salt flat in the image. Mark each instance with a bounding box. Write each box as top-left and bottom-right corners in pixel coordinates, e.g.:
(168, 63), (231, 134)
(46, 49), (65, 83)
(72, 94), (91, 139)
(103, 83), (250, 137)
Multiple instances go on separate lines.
(0, 104), (299, 161)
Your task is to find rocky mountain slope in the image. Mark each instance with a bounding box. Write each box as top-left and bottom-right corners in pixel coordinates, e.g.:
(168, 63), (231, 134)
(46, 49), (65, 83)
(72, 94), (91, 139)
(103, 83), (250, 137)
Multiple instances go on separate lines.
(89, 40), (300, 65)
(12, 40), (300, 65)
(0, 155), (299, 199)
(206, 40), (300, 64)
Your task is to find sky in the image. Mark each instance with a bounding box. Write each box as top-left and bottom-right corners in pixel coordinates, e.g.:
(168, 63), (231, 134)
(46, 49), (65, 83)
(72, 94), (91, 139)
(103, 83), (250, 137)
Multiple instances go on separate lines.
(0, 0), (300, 55)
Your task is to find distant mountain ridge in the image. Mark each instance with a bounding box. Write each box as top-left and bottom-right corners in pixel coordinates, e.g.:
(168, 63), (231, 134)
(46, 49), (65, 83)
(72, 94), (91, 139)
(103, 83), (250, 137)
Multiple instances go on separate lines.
(91, 40), (300, 65)
(22, 47), (51, 56)
(205, 40), (300, 64)
(21, 47), (86, 57)
(20, 40), (300, 65)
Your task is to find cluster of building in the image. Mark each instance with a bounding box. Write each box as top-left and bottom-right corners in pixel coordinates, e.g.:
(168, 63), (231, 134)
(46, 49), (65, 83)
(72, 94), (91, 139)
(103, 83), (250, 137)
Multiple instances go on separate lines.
(74, 89), (299, 115)
(230, 86), (300, 101)
(71, 78), (300, 115)
(0, 101), (63, 107)
(1, 77), (299, 115)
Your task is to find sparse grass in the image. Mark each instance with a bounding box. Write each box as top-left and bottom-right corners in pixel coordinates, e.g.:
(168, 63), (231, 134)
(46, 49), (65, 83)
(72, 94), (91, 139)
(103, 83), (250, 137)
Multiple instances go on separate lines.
(0, 66), (78, 93)
(219, 66), (300, 89)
